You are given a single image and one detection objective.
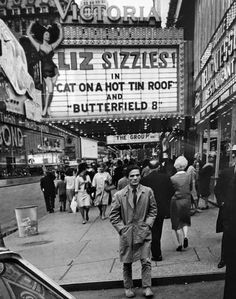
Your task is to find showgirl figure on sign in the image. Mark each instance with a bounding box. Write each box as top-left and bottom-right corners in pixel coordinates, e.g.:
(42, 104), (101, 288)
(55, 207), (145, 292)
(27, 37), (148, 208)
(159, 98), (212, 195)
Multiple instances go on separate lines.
(27, 21), (63, 117)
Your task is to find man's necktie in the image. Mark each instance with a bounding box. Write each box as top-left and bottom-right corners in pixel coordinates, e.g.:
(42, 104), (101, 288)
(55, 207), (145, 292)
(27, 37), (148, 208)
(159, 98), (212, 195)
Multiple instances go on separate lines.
(132, 188), (137, 208)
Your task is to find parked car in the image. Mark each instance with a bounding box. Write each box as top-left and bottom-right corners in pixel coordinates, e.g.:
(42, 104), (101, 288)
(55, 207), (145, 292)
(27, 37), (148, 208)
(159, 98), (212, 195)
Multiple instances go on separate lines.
(0, 247), (75, 299)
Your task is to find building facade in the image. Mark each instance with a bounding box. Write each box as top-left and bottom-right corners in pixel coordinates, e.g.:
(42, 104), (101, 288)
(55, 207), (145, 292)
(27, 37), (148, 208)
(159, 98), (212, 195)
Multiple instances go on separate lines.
(0, 0), (195, 168)
(193, 0), (236, 177)
(0, 2), (78, 179)
(168, 0), (236, 177)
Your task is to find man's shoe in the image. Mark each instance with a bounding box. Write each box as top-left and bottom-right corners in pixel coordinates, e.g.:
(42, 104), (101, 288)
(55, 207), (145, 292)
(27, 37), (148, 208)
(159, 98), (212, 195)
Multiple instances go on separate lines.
(152, 255), (162, 262)
(143, 287), (154, 297)
(183, 237), (188, 248)
(218, 260), (226, 269)
(176, 245), (182, 251)
(125, 288), (135, 298)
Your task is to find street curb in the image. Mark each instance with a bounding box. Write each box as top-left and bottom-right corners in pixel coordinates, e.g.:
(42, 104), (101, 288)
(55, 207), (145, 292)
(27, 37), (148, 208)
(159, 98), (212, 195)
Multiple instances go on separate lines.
(0, 177), (41, 188)
(2, 227), (18, 238)
(61, 272), (225, 292)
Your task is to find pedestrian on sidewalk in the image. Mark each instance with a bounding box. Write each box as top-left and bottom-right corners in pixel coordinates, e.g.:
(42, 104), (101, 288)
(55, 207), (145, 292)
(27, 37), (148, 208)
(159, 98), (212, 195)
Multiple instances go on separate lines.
(75, 163), (91, 224)
(40, 171), (56, 213)
(198, 155), (214, 210)
(214, 145), (236, 271)
(117, 167), (129, 191)
(216, 146), (236, 298)
(170, 156), (191, 251)
(141, 159), (151, 178)
(92, 163), (112, 220)
(141, 160), (174, 262)
(186, 158), (202, 214)
(65, 168), (76, 213)
(109, 165), (157, 298)
(113, 159), (124, 188)
(193, 152), (203, 181)
(55, 173), (67, 212)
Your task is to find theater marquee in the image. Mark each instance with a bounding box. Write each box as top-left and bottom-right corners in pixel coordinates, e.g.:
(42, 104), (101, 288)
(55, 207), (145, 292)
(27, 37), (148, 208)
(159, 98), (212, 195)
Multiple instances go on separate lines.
(107, 133), (160, 145)
(50, 46), (179, 120)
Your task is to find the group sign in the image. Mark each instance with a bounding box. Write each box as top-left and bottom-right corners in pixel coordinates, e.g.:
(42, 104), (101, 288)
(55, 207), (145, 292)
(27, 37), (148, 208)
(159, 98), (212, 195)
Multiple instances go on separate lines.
(51, 47), (178, 119)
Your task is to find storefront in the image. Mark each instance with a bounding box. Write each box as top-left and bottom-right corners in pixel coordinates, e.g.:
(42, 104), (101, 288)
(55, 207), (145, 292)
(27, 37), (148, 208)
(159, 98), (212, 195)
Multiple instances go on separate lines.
(0, 113), (66, 178)
(0, 18), (77, 181)
(194, 2), (236, 177)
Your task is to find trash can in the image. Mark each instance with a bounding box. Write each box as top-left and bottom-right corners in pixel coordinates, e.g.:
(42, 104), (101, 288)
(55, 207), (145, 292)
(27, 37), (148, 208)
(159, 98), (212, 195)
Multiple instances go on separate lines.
(15, 205), (38, 237)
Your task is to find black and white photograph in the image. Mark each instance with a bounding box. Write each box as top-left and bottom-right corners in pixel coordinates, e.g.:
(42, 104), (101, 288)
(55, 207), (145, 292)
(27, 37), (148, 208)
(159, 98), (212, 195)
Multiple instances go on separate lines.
(0, 0), (235, 298)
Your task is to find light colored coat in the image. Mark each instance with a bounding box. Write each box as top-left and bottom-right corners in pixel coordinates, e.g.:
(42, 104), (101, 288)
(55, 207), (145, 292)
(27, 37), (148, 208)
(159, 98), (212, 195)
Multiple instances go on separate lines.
(186, 165), (198, 200)
(92, 171), (111, 206)
(109, 184), (157, 263)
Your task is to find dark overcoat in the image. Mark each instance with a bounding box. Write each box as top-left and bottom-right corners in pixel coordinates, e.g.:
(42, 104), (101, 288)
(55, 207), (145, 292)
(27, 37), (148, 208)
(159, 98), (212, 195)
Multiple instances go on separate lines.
(141, 170), (174, 218)
(109, 184), (157, 263)
(198, 163), (214, 197)
(40, 172), (56, 197)
(214, 166), (234, 233)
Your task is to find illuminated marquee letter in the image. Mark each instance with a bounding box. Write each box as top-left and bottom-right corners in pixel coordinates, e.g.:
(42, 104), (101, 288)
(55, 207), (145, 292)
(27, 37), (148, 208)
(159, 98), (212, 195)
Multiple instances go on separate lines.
(58, 52), (70, 70)
(80, 5), (93, 21)
(123, 6), (136, 22)
(148, 6), (161, 22)
(54, 0), (73, 20)
(107, 6), (121, 22)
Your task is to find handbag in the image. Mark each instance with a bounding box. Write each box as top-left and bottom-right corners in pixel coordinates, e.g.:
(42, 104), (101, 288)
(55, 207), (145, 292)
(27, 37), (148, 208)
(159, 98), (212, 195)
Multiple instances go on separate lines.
(104, 180), (116, 192)
(86, 182), (96, 195)
(70, 196), (77, 213)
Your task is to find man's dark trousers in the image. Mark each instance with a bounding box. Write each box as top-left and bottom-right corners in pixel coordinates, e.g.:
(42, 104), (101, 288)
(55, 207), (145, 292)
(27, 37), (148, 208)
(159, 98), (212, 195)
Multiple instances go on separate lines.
(141, 169), (174, 259)
(151, 216), (165, 258)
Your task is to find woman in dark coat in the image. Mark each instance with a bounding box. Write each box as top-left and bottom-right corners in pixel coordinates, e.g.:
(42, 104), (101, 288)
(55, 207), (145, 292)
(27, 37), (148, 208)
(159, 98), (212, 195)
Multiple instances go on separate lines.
(170, 156), (191, 251)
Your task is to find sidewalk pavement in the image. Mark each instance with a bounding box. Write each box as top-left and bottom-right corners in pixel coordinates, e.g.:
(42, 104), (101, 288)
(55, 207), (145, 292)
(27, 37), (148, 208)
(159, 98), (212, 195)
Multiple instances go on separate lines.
(3, 202), (225, 292)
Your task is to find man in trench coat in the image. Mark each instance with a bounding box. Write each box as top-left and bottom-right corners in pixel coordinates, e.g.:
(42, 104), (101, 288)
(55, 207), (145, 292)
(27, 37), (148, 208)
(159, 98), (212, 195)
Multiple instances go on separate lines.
(110, 165), (157, 298)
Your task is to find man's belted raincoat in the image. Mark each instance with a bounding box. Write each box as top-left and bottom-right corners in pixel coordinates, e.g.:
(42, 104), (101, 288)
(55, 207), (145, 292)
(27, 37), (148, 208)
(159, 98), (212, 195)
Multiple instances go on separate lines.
(109, 184), (157, 263)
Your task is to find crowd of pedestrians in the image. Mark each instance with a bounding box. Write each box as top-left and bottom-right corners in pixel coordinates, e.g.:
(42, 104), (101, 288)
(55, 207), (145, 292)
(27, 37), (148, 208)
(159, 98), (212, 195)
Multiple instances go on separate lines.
(39, 150), (236, 298)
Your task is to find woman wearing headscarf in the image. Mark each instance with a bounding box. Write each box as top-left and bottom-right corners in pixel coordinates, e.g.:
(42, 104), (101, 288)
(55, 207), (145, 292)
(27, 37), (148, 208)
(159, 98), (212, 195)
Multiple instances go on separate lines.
(170, 156), (191, 251)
